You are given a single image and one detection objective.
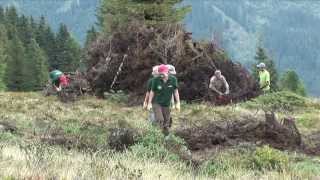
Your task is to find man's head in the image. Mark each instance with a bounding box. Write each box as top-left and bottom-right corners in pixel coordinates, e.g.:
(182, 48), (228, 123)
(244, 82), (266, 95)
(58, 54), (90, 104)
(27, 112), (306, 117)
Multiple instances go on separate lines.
(167, 64), (176, 75)
(152, 65), (159, 76)
(215, 70), (222, 78)
(257, 63), (266, 71)
(158, 64), (169, 79)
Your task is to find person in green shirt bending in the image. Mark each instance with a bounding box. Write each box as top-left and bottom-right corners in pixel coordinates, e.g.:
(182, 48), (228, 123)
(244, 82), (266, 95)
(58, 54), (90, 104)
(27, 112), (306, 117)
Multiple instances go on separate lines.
(147, 64), (180, 135)
(257, 63), (271, 92)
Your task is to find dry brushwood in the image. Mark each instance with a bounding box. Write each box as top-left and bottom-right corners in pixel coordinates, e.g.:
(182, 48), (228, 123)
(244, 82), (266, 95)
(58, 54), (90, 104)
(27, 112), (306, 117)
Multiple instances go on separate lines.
(85, 22), (259, 104)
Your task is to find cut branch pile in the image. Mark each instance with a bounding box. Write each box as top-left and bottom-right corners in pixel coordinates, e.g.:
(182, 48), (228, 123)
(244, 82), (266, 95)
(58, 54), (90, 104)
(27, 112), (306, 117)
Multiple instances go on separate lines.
(85, 22), (260, 104)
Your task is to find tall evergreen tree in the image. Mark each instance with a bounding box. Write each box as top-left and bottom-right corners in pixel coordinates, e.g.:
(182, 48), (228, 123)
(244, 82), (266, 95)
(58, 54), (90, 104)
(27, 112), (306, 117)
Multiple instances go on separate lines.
(98, 0), (190, 34)
(23, 39), (49, 91)
(0, 24), (7, 90)
(5, 33), (25, 91)
(85, 26), (98, 48)
(0, 6), (4, 23)
(17, 15), (33, 45)
(280, 70), (306, 96)
(4, 6), (19, 40)
(252, 45), (278, 91)
(55, 23), (81, 72)
(43, 26), (57, 69)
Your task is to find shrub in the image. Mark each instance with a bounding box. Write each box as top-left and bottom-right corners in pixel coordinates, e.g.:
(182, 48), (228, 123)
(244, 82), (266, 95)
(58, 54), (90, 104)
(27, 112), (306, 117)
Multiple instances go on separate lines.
(249, 145), (289, 171)
(243, 91), (307, 112)
(130, 126), (180, 162)
(279, 70), (307, 96)
(200, 159), (229, 177)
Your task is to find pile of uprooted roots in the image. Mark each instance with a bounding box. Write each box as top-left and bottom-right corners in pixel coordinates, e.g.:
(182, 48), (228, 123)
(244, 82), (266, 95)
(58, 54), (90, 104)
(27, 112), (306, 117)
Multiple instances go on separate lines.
(175, 112), (320, 156)
(85, 22), (260, 105)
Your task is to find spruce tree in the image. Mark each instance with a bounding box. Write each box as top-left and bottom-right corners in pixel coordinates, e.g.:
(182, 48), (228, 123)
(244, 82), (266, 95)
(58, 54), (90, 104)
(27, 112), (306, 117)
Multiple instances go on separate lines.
(23, 39), (49, 91)
(252, 45), (279, 91)
(5, 33), (25, 91)
(43, 26), (57, 69)
(280, 70), (306, 96)
(0, 24), (7, 90)
(98, 0), (190, 34)
(17, 15), (33, 45)
(55, 23), (81, 72)
(0, 6), (4, 23)
(85, 26), (98, 48)
(4, 6), (19, 40)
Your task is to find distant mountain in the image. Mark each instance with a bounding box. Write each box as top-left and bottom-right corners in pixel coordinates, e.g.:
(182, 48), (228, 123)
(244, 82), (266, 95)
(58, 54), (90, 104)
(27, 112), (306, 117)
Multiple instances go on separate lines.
(0, 0), (99, 43)
(1, 0), (319, 96)
(182, 0), (320, 96)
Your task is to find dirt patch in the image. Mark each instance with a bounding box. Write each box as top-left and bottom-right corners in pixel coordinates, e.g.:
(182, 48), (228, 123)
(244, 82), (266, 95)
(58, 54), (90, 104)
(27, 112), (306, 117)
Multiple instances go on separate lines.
(302, 131), (320, 155)
(108, 128), (135, 151)
(175, 112), (320, 156)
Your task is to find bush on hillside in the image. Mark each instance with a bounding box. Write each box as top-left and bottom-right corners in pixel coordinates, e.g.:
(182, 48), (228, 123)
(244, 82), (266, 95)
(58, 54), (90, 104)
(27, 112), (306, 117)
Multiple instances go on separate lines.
(249, 145), (289, 171)
(243, 91), (307, 112)
(279, 70), (307, 96)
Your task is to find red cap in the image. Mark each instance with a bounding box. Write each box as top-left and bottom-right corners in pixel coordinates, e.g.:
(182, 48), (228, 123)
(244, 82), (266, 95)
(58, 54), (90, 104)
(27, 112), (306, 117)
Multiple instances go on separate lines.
(158, 64), (169, 74)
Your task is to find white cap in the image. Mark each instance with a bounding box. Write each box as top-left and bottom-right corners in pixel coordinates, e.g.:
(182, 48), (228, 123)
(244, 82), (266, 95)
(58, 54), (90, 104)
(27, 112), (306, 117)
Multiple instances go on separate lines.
(257, 63), (266, 68)
(167, 64), (176, 75)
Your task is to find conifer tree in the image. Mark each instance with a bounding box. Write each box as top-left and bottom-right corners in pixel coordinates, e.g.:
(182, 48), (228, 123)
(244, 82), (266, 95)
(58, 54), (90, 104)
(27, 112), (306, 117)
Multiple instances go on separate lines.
(0, 6), (4, 23)
(280, 70), (306, 96)
(85, 26), (98, 48)
(5, 33), (25, 91)
(98, 0), (190, 34)
(17, 15), (33, 45)
(0, 24), (7, 90)
(23, 39), (49, 90)
(55, 23), (81, 72)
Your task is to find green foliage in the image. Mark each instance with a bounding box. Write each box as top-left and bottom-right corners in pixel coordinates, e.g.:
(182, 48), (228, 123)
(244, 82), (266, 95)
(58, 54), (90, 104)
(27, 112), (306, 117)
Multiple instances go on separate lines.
(55, 24), (81, 71)
(130, 126), (180, 162)
(0, 24), (7, 90)
(5, 33), (25, 91)
(98, 0), (190, 34)
(104, 91), (129, 104)
(201, 159), (229, 177)
(249, 145), (289, 171)
(252, 45), (279, 91)
(23, 39), (49, 91)
(0, 6), (81, 91)
(280, 70), (306, 96)
(243, 91), (308, 112)
(85, 26), (98, 48)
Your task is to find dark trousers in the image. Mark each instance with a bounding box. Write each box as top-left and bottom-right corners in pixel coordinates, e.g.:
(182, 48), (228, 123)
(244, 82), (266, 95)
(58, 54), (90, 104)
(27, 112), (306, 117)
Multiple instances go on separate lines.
(153, 103), (171, 134)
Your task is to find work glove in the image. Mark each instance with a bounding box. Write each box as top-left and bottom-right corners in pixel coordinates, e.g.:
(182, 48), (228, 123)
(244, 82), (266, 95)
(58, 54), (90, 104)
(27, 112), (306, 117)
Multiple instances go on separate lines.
(147, 103), (152, 111)
(175, 102), (181, 112)
(143, 101), (148, 109)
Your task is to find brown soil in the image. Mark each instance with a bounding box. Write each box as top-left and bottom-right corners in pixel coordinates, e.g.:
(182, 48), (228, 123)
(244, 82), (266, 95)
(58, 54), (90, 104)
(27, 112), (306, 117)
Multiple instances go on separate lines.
(175, 112), (320, 156)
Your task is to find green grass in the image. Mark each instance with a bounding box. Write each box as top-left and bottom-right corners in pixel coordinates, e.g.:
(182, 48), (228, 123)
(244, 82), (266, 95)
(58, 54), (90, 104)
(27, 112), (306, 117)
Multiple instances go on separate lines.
(0, 92), (319, 179)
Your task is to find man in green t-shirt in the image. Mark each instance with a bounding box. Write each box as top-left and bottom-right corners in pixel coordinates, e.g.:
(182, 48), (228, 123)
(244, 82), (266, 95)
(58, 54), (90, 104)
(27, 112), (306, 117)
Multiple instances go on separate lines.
(147, 64), (180, 135)
(257, 63), (271, 93)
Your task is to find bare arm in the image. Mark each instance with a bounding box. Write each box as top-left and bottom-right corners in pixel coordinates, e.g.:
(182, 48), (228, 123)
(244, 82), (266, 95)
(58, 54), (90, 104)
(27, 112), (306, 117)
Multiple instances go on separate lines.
(209, 77), (222, 94)
(223, 77), (230, 94)
(174, 89), (180, 104)
(144, 92), (150, 104)
(148, 90), (154, 105)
